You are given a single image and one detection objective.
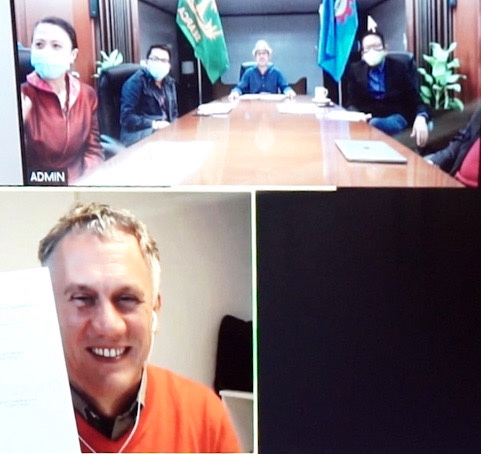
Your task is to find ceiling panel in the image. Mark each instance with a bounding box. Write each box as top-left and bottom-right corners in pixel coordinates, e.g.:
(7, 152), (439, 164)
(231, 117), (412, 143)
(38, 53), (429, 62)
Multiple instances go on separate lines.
(145, 0), (388, 16)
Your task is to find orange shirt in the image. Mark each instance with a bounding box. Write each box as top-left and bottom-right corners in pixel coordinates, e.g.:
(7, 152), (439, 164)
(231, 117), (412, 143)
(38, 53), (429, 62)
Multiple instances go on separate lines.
(76, 365), (242, 453)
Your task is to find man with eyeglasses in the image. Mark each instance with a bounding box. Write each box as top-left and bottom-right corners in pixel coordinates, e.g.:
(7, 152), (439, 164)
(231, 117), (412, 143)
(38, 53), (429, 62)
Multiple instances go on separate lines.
(120, 44), (178, 147)
(345, 31), (430, 148)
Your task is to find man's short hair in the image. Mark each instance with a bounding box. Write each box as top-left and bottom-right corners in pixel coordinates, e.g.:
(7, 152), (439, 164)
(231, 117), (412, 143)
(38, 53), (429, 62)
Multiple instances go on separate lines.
(146, 44), (172, 61)
(360, 30), (386, 48)
(38, 203), (161, 298)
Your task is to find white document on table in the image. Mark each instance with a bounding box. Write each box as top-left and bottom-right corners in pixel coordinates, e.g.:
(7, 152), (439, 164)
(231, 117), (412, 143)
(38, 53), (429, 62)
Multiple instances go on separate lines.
(324, 110), (371, 122)
(276, 103), (319, 115)
(240, 93), (286, 101)
(0, 267), (80, 453)
(196, 102), (234, 116)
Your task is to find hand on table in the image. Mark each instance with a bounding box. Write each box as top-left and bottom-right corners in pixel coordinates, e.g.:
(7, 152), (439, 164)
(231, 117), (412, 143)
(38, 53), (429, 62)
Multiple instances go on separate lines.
(228, 90), (240, 102)
(410, 115), (429, 148)
(152, 120), (170, 130)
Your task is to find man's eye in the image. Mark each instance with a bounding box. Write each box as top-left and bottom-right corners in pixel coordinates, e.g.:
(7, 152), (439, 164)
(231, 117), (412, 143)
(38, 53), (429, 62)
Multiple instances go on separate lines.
(116, 295), (140, 306)
(71, 295), (95, 306)
(119, 295), (138, 302)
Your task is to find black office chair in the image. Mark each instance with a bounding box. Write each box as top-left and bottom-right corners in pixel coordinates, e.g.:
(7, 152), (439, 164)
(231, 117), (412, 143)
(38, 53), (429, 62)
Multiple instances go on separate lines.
(214, 314), (253, 396)
(239, 61), (257, 79)
(97, 63), (142, 156)
(17, 47), (34, 83)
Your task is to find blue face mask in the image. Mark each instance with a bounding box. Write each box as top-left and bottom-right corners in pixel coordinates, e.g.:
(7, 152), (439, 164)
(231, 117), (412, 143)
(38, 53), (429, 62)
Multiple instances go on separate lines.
(30, 51), (70, 80)
(148, 62), (170, 81)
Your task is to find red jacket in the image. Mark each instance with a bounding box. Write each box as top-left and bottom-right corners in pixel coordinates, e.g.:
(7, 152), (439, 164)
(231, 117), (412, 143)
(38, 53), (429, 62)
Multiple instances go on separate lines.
(76, 365), (242, 453)
(21, 72), (104, 183)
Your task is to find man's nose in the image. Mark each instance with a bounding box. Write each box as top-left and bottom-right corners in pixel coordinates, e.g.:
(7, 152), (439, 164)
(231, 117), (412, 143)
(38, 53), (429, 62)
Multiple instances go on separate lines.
(91, 300), (126, 336)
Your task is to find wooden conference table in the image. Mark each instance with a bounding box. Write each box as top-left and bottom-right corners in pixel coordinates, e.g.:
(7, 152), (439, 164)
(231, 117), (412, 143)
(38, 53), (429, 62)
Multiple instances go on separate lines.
(76, 95), (462, 187)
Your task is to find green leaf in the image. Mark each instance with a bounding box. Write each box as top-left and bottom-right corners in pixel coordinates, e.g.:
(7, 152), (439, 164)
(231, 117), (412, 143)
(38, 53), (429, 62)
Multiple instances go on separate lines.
(420, 86), (432, 99)
(449, 98), (464, 111)
(447, 42), (457, 53)
(446, 83), (462, 92)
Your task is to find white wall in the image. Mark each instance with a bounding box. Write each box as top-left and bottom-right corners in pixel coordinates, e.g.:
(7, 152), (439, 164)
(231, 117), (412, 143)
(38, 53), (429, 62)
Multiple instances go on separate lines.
(0, 189), (253, 390)
(367, 0), (407, 51)
(138, 1), (180, 80)
(0, 1), (24, 185)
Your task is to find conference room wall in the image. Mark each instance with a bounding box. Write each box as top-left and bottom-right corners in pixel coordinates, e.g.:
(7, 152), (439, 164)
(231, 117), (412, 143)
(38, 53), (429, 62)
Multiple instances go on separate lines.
(0, 1), (24, 185)
(0, 189), (253, 391)
(364, 0), (407, 50)
(138, 1), (180, 81)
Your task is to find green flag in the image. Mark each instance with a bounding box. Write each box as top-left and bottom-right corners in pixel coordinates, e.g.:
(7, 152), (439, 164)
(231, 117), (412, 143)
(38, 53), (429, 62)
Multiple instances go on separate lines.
(176, 0), (229, 83)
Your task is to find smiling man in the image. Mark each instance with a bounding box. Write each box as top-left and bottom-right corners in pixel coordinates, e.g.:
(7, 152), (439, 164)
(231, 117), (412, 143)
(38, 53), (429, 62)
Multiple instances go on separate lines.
(38, 203), (241, 453)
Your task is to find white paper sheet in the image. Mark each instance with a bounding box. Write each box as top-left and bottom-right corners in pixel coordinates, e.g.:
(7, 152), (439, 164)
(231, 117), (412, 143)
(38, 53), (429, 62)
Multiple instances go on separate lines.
(0, 268), (80, 453)
(276, 102), (320, 115)
(196, 102), (234, 116)
(323, 110), (372, 122)
(240, 93), (286, 101)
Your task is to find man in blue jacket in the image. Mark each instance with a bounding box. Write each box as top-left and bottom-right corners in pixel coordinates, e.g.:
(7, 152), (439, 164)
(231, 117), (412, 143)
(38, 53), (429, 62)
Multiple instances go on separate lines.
(120, 44), (178, 147)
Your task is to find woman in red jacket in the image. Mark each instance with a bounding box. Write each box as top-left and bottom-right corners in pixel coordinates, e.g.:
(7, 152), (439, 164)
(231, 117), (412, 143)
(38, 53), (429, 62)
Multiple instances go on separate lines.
(21, 16), (104, 184)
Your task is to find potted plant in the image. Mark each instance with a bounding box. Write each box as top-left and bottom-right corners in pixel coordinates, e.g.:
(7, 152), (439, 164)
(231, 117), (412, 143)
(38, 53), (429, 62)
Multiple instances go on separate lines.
(93, 49), (124, 78)
(417, 42), (466, 112)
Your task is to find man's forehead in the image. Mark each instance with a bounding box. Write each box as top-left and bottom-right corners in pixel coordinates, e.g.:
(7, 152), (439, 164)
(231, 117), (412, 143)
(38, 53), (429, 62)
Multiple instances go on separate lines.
(149, 47), (169, 58)
(363, 35), (383, 46)
(55, 229), (140, 254)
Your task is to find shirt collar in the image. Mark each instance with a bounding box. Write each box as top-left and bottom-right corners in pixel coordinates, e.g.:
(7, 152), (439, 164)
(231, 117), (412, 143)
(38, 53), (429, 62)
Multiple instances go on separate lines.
(26, 71), (81, 108)
(70, 367), (147, 440)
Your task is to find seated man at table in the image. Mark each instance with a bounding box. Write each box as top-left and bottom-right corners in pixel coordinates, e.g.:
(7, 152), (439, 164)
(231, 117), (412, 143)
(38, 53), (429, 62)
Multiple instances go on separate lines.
(345, 30), (430, 148)
(228, 39), (296, 101)
(120, 44), (178, 147)
(424, 104), (481, 188)
(38, 203), (241, 453)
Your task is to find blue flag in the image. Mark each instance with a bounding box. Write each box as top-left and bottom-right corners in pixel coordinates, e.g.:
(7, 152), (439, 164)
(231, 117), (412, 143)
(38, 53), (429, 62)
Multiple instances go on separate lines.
(318, 0), (359, 82)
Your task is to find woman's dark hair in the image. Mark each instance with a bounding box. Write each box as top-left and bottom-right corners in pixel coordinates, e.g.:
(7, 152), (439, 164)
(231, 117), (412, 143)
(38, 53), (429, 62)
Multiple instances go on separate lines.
(34, 16), (78, 49)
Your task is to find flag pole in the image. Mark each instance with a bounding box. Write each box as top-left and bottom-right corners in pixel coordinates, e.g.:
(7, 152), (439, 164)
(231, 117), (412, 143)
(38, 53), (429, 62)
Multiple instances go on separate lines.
(196, 58), (203, 105)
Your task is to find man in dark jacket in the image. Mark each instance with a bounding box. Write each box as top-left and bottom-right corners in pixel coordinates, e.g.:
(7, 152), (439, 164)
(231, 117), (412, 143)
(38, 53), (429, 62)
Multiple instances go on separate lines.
(120, 44), (178, 147)
(424, 103), (481, 187)
(345, 31), (430, 147)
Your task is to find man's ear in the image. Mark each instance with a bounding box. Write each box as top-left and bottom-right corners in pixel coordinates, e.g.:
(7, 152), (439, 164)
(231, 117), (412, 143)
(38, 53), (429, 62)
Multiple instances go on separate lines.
(153, 294), (161, 312)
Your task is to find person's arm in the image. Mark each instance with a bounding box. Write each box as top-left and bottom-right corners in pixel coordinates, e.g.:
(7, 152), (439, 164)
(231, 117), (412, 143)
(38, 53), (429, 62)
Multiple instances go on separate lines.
(424, 143), (459, 172)
(82, 91), (104, 173)
(275, 69), (296, 98)
(228, 70), (252, 100)
(403, 58), (430, 147)
(120, 73), (155, 132)
(424, 105), (481, 173)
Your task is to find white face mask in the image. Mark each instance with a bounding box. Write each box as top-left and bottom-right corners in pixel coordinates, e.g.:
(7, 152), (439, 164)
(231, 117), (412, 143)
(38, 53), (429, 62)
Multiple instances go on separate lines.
(362, 49), (386, 67)
(148, 62), (170, 81)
